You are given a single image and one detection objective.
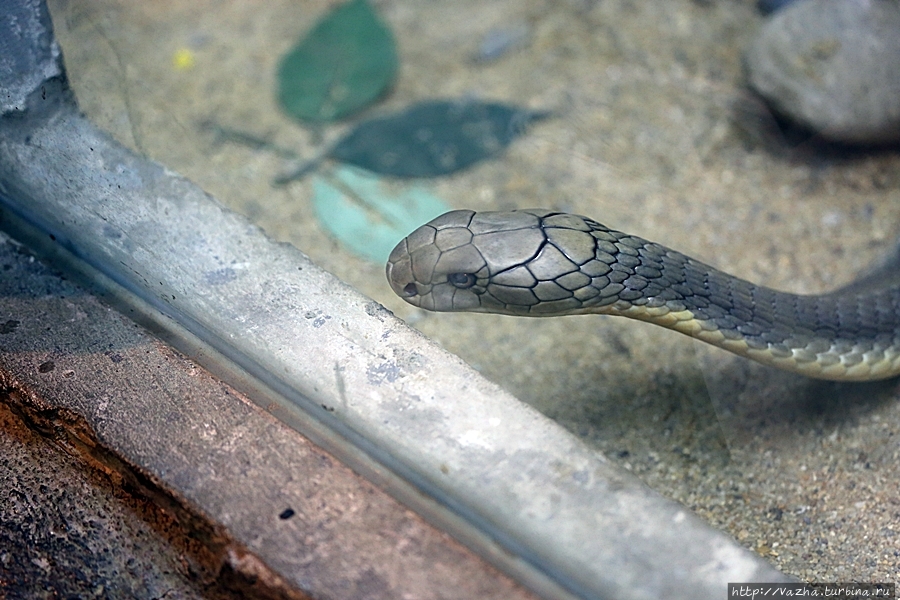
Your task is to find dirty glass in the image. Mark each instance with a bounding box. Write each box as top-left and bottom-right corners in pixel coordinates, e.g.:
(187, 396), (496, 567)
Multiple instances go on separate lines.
(46, 0), (900, 585)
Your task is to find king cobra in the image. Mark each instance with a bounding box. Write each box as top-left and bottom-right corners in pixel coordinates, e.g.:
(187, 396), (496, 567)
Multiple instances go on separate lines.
(385, 208), (900, 381)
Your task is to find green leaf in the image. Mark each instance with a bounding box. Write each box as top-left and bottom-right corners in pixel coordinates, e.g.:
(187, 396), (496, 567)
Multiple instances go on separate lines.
(329, 99), (551, 177)
(312, 165), (450, 263)
(277, 0), (398, 123)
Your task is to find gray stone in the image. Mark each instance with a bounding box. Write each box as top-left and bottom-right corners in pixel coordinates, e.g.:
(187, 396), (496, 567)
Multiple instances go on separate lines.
(745, 0), (900, 143)
(0, 0), (63, 113)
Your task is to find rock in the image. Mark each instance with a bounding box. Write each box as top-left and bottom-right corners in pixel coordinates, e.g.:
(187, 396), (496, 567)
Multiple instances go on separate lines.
(745, 0), (900, 144)
(472, 21), (532, 63)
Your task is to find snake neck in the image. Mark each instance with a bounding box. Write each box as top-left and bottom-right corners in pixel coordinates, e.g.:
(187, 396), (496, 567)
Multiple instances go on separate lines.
(571, 221), (900, 380)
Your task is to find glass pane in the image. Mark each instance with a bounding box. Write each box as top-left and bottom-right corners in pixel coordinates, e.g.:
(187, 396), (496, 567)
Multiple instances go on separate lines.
(45, 0), (900, 586)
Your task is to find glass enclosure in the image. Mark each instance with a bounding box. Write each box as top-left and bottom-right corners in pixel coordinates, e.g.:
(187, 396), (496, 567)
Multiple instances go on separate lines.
(45, 0), (900, 585)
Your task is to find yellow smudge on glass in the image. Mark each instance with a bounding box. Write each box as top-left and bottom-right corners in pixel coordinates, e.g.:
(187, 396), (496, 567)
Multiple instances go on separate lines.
(172, 48), (195, 71)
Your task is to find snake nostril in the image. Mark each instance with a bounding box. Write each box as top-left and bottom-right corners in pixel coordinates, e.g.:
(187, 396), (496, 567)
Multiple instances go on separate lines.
(402, 282), (418, 297)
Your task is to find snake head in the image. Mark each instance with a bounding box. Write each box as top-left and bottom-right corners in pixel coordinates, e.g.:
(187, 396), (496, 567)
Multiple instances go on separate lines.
(387, 209), (500, 312)
(386, 208), (581, 314)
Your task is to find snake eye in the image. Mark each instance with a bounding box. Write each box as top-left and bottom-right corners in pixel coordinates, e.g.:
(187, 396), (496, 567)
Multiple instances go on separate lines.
(402, 282), (418, 297)
(447, 273), (476, 289)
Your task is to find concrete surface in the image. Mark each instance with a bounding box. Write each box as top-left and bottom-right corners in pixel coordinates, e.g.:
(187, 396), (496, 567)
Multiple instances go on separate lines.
(0, 396), (249, 600)
(0, 230), (535, 599)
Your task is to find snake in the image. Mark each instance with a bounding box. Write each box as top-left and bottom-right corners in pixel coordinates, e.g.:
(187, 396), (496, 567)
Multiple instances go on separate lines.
(385, 208), (900, 381)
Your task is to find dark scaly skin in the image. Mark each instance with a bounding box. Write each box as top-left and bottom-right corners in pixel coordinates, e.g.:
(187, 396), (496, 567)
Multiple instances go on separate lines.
(385, 209), (900, 381)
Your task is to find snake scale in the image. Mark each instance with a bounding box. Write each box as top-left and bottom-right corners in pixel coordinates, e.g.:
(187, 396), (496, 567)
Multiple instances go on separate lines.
(386, 208), (900, 381)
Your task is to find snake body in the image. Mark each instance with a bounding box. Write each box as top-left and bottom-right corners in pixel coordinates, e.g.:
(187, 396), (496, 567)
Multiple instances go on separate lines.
(385, 209), (900, 381)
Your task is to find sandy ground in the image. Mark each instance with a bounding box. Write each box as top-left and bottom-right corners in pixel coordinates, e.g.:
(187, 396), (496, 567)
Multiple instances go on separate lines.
(48, 0), (900, 584)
